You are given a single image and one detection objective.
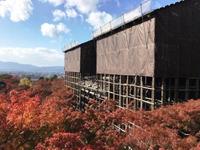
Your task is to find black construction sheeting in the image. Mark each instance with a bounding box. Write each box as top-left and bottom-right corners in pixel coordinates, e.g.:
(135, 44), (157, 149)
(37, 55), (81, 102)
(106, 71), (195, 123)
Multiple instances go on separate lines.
(80, 40), (96, 76)
(154, 0), (200, 77)
(64, 40), (96, 75)
(96, 0), (200, 78)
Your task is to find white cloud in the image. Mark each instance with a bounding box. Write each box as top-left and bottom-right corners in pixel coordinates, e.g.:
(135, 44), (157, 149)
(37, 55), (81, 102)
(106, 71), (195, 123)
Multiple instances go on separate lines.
(56, 22), (70, 33)
(40, 0), (65, 6)
(65, 0), (98, 14)
(0, 47), (63, 66)
(0, 0), (33, 22)
(53, 9), (66, 21)
(64, 0), (113, 29)
(40, 0), (113, 31)
(41, 22), (70, 38)
(86, 11), (112, 29)
(66, 8), (78, 18)
(41, 23), (57, 38)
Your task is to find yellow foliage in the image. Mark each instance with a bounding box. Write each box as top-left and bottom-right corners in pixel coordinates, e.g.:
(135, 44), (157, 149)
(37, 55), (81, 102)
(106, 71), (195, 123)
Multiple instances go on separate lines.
(19, 78), (32, 87)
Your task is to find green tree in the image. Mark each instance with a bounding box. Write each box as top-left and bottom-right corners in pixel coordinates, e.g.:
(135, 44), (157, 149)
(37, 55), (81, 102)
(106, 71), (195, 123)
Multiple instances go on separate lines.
(50, 75), (58, 81)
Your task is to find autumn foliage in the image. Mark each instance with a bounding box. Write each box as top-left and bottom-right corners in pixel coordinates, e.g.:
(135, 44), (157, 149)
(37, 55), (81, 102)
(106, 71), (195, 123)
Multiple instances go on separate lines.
(0, 75), (199, 149)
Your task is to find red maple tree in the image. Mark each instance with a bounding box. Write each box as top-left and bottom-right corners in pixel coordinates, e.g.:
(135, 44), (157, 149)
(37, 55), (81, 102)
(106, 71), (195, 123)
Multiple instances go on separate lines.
(0, 76), (199, 149)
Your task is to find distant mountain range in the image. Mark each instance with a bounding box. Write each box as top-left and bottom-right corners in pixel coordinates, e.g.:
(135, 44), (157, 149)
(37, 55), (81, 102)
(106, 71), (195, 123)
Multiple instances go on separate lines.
(0, 61), (64, 74)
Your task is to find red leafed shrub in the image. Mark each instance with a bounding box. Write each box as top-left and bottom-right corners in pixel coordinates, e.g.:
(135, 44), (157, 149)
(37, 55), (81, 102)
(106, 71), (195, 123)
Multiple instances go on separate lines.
(7, 90), (40, 130)
(30, 79), (73, 100)
(79, 100), (126, 149)
(39, 97), (68, 128)
(124, 125), (185, 149)
(122, 100), (200, 149)
(35, 132), (84, 150)
(0, 76), (200, 149)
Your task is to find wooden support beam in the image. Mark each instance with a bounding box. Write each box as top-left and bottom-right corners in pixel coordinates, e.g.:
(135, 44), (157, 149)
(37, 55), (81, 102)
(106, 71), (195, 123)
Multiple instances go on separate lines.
(185, 79), (189, 100)
(108, 74), (111, 100)
(113, 75), (116, 101)
(151, 77), (155, 110)
(140, 76), (143, 110)
(161, 78), (165, 105)
(126, 76), (129, 109)
(195, 79), (199, 99)
(174, 78), (179, 102)
(133, 76), (137, 110)
(119, 75), (122, 107)
(105, 74), (107, 93)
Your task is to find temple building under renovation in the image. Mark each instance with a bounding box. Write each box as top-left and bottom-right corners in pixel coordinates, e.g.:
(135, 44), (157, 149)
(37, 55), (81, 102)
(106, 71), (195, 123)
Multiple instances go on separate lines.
(64, 0), (200, 110)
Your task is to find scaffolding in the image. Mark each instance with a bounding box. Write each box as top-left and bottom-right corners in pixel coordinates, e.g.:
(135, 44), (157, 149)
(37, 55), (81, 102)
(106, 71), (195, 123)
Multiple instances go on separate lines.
(65, 72), (200, 111)
(98, 75), (200, 110)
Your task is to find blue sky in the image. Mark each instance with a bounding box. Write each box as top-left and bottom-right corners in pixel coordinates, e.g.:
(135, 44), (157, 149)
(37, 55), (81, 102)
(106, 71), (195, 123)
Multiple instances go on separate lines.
(0, 0), (177, 66)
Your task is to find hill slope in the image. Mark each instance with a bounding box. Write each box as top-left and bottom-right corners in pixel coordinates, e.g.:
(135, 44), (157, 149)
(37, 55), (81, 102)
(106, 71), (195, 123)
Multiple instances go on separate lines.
(0, 61), (64, 73)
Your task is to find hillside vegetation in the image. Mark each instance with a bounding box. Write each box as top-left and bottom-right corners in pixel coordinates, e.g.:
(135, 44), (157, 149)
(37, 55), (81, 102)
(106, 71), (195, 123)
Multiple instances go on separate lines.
(0, 75), (199, 150)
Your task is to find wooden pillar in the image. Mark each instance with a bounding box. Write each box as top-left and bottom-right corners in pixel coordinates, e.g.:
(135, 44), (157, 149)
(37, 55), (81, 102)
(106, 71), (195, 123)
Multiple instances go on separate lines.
(185, 79), (189, 100)
(113, 75), (116, 101)
(108, 74), (111, 100)
(174, 78), (179, 101)
(161, 78), (165, 105)
(140, 76), (143, 110)
(151, 77), (155, 110)
(133, 76), (137, 110)
(195, 79), (199, 99)
(126, 76), (129, 109)
(101, 74), (103, 92)
(103, 74), (106, 94)
(119, 75), (122, 107)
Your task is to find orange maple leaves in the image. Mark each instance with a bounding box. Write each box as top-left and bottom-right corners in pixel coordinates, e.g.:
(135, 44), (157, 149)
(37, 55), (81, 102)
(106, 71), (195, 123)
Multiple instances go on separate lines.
(0, 76), (199, 149)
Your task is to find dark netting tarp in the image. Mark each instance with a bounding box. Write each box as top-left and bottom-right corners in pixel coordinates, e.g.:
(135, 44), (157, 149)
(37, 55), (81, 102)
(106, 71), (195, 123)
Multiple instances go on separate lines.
(155, 0), (200, 77)
(65, 47), (81, 72)
(97, 18), (155, 76)
(80, 41), (96, 76)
